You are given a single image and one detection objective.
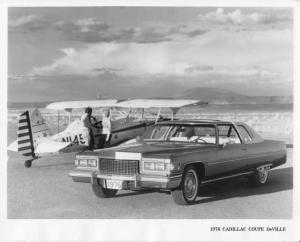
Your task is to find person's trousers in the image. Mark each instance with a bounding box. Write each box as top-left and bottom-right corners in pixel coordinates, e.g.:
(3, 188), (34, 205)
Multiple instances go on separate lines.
(99, 134), (112, 148)
(88, 128), (94, 149)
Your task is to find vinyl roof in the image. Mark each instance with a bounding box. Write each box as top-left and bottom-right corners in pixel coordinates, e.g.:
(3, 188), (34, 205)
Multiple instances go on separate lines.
(158, 119), (234, 125)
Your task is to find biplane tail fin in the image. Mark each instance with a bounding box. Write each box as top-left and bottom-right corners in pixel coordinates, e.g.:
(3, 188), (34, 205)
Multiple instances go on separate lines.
(16, 109), (50, 158)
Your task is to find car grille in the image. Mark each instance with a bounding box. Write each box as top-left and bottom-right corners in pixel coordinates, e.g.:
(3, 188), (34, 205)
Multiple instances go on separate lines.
(99, 159), (139, 176)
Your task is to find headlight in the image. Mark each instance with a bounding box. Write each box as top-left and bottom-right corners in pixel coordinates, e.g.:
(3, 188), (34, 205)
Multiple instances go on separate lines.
(144, 162), (155, 171)
(142, 158), (174, 173)
(87, 159), (97, 167)
(75, 158), (97, 168)
(80, 159), (87, 167)
(154, 162), (165, 171)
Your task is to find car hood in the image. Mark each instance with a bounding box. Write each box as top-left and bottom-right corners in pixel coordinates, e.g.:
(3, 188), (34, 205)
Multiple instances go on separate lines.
(81, 142), (215, 159)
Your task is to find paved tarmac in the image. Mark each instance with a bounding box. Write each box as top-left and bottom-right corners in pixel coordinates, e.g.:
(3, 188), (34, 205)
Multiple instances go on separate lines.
(7, 125), (293, 219)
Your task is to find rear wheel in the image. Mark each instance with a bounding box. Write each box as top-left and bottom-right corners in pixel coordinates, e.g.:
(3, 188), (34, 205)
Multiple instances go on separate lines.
(249, 166), (269, 186)
(171, 166), (199, 205)
(92, 182), (118, 198)
(24, 160), (32, 168)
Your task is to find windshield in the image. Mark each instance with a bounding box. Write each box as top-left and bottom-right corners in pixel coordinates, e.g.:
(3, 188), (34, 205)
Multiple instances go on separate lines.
(140, 124), (217, 144)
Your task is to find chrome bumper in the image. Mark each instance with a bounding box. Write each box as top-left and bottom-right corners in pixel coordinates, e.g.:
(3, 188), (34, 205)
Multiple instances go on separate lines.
(69, 170), (182, 190)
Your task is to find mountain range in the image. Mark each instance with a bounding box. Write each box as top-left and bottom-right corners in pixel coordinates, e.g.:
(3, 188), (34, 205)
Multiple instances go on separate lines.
(7, 87), (293, 109)
(178, 88), (293, 104)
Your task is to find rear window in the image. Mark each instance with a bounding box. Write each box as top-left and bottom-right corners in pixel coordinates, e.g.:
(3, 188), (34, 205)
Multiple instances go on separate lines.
(237, 125), (253, 143)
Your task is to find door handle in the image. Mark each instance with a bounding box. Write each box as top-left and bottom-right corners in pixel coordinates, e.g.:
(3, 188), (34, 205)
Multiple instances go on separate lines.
(242, 147), (247, 151)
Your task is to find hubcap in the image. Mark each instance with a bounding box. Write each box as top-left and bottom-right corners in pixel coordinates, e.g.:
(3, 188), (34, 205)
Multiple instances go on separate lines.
(184, 171), (197, 200)
(258, 167), (268, 183)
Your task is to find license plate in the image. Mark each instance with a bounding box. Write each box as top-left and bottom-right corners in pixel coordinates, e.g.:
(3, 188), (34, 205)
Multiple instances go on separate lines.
(106, 180), (123, 189)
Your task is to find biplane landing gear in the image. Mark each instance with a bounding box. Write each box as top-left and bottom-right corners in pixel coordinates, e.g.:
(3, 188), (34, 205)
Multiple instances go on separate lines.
(24, 160), (32, 168)
(24, 157), (37, 168)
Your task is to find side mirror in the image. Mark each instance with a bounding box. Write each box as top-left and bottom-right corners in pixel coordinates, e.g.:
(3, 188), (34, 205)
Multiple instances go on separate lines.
(219, 143), (227, 148)
(136, 136), (141, 142)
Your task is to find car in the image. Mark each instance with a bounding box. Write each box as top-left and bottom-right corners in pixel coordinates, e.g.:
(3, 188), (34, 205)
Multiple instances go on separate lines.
(69, 119), (287, 205)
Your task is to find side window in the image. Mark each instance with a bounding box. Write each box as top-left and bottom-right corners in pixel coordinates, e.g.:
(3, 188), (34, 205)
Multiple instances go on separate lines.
(237, 125), (253, 143)
(194, 126), (216, 144)
(149, 125), (169, 139)
(168, 125), (186, 138)
(194, 126), (216, 137)
(218, 124), (241, 144)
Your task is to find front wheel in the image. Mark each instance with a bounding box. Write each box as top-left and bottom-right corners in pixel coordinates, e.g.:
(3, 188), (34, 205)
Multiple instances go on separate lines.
(249, 166), (269, 186)
(171, 166), (199, 205)
(92, 182), (118, 198)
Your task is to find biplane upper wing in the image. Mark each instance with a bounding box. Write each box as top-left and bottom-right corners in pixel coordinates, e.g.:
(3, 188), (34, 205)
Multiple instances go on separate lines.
(46, 99), (207, 110)
(113, 99), (207, 108)
(46, 99), (119, 110)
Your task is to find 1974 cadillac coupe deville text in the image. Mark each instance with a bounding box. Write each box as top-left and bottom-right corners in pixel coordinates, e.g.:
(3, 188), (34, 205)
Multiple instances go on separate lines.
(69, 120), (287, 205)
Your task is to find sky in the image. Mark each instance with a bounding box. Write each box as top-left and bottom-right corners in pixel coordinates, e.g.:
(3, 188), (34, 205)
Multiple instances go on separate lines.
(8, 7), (293, 102)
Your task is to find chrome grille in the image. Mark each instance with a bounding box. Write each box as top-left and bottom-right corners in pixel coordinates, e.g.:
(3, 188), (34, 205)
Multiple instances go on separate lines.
(99, 159), (139, 176)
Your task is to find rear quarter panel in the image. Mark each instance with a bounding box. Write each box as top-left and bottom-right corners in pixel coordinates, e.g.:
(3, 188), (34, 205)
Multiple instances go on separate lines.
(245, 139), (287, 169)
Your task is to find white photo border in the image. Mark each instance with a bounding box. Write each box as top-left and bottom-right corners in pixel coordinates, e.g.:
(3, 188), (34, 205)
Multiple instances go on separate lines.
(0, 0), (299, 240)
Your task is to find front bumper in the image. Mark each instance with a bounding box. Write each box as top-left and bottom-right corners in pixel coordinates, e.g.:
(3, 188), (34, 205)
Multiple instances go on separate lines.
(69, 169), (182, 190)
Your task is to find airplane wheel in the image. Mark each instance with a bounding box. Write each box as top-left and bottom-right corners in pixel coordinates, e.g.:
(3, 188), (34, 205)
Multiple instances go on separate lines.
(92, 183), (118, 198)
(24, 160), (32, 168)
(171, 165), (199, 205)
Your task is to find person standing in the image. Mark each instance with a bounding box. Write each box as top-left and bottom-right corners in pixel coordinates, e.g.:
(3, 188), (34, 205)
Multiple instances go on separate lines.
(81, 107), (94, 150)
(100, 109), (112, 148)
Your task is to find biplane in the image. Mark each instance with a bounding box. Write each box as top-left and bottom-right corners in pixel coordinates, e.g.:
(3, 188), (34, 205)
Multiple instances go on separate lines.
(8, 99), (206, 167)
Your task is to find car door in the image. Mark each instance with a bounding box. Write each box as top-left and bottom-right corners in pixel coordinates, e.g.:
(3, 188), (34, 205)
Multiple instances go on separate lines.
(206, 124), (248, 177)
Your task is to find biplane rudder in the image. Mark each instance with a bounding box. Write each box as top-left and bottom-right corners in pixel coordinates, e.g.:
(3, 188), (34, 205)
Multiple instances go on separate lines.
(16, 109), (50, 167)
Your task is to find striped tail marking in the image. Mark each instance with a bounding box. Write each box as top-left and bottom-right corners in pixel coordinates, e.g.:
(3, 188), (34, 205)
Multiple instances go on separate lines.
(17, 111), (35, 157)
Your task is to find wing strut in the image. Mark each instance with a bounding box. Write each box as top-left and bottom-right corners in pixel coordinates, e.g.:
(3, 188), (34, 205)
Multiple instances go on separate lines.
(141, 108), (144, 119)
(155, 107), (162, 123)
(170, 108), (180, 121)
(57, 110), (60, 133)
(65, 108), (73, 124)
(125, 108), (132, 124)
